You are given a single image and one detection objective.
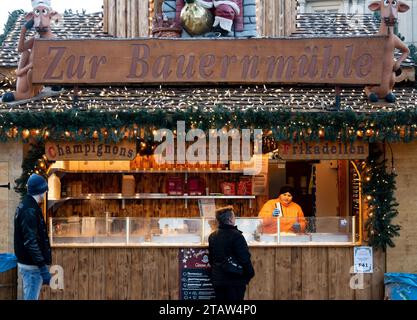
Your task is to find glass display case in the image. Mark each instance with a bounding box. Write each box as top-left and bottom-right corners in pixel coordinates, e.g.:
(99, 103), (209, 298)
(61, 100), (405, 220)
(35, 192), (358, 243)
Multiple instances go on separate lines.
(50, 216), (355, 246)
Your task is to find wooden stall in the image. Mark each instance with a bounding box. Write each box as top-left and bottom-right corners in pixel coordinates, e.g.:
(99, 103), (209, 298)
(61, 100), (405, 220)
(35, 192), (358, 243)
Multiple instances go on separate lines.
(4, 0), (412, 302)
(37, 136), (378, 300)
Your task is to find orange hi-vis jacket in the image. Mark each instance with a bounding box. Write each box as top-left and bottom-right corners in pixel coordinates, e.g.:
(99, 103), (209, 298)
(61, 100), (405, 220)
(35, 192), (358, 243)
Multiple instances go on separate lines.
(258, 199), (306, 233)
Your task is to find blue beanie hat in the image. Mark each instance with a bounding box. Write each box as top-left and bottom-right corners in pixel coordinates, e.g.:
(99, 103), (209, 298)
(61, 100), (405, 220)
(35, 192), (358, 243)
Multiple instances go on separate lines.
(27, 174), (49, 196)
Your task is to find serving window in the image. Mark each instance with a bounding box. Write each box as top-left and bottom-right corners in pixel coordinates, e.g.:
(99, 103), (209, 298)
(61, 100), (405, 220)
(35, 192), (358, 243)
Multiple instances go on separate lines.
(267, 156), (363, 243)
(43, 139), (366, 246)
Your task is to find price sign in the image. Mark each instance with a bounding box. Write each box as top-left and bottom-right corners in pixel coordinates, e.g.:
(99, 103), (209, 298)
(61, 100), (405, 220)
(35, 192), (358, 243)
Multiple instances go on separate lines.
(354, 246), (373, 273)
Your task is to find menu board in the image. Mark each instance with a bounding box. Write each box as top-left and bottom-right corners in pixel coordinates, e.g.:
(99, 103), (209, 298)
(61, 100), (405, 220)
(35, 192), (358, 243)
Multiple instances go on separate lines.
(179, 248), (215, 300)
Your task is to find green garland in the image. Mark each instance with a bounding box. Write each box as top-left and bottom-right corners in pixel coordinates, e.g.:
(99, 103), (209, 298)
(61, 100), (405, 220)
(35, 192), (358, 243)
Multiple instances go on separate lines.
(362, 144), (400, 251)
(0, 10), (24, 46)
(14, 140), (50, 199)
(2, 108), (417, 144)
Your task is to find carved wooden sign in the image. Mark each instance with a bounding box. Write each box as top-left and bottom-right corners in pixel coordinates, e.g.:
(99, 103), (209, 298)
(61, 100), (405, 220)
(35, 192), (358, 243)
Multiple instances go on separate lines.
(276, 142), (369, 160)
(32, 37), (385, 85)
(45, 141), (137, 161)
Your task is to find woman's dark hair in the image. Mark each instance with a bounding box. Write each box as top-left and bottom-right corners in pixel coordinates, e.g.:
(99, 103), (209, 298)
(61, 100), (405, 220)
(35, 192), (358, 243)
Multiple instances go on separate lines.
(215, 206), (234, 225)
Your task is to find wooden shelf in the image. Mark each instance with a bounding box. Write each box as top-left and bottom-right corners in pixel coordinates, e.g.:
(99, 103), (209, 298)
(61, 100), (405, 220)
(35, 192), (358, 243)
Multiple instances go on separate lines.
(48, 193), (255, 210)
(50, 169), (246, 174)
(50, 193), (255, 201)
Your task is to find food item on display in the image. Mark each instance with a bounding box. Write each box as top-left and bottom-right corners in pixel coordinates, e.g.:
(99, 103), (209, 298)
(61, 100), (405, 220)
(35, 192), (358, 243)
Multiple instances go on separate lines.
(237, 178), (252, 195)
(122, 175), (136, 196)
(48, 173), (61, 200)
(166, 176), (184, 195)
(221, 181), (236, 195)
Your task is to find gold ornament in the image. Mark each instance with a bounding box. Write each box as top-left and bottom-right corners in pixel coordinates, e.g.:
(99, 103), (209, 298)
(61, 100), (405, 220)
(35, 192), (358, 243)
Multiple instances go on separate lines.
(180, 0), (213, 36)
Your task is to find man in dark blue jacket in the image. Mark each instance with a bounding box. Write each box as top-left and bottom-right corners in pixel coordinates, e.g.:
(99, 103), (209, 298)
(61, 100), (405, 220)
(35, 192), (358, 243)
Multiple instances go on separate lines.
(208, 206), (255, 301)
(14, 174), (52, 300)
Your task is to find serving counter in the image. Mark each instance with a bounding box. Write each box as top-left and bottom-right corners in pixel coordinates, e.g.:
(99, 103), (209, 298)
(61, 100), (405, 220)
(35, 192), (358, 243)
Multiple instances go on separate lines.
(40, 216), (385, 300)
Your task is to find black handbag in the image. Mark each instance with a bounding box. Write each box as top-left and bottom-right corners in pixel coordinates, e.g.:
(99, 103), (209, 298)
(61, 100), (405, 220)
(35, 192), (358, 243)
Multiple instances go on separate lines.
(222, 256), (243, 275)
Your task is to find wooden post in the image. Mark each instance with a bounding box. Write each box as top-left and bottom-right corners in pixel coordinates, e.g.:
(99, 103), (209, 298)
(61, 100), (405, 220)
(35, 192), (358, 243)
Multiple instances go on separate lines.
(138, 0), (150, 37)
(291, 0), (298, 35)
(258, 0), (297, 37)
(255, 0), (261, 36)
(108, 0), (117, 36)
(103, 0), (109, 34)
(117, 0), (127, 38)
(128, 0), (139, 38)
(104, 0), (149, 38)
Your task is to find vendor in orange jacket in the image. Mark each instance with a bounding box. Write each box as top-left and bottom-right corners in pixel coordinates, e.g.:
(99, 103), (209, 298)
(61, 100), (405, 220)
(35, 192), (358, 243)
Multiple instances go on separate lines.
(258, 185), (306, 233)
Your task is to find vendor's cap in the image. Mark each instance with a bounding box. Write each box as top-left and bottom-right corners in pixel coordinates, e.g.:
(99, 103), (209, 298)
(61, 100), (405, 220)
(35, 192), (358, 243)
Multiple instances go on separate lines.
(27, 174), (49, 196)
(32, 0), (52, 9)
(279, 185), (294, 196)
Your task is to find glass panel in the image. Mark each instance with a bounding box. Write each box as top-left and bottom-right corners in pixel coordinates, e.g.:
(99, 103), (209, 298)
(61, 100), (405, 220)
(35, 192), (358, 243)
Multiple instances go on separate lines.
(279, 216), (353, 244)
(51, 217), (91, 244)
(279, 216), (311, 243)
(50, 216), (354, 245)
(203, 217), (278, 245)
(129, 217), (151, 243)
(93, 217), (126, 244)
(203, 218), (218, 244)
(148, 218), (202, 244)
(51, 217), (127, 244)
(308, 217), (353, 243)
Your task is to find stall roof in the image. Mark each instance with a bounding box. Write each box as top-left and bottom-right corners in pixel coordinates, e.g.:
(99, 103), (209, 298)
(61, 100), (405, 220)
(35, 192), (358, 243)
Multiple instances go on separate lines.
(292, 13), (380, 36)
(0, 12), (415, 113)
(0, 12), (415, 68)
(0, 12), (109, 68)
(1, 85), (416, 113)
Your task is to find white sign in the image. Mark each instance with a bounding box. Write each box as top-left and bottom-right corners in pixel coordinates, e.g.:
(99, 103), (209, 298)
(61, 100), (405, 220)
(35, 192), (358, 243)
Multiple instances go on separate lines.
(354, 246), (373, 273)
(198, 199), (216, 217)
(273, 202), (283, 217)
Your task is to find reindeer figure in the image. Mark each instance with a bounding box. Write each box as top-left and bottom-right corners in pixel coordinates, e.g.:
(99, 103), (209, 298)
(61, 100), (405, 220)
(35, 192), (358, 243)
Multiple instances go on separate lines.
(365, 0), (410, 103)
(1, 0), (61, 103)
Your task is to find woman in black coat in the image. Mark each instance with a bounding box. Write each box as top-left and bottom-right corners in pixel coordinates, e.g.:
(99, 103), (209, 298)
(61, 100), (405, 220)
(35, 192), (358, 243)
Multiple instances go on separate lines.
(208, 206), (255, 301)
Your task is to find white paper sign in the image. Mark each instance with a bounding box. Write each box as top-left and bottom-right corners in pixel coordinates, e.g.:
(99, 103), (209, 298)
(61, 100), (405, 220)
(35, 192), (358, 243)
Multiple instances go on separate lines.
(198, 199), (216, 217)
(354, 246), (373, 273)
(273, 202), (283, 217)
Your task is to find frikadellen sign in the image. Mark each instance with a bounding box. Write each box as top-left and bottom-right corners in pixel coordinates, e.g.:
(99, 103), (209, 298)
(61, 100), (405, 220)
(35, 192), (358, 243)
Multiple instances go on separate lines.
(32, 37), (386, 85)
(276, 142), (369, 160)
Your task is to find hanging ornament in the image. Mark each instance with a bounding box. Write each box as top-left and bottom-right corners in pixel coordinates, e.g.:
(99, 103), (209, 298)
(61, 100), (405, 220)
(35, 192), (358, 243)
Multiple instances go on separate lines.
(180, 0), (214, 36)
